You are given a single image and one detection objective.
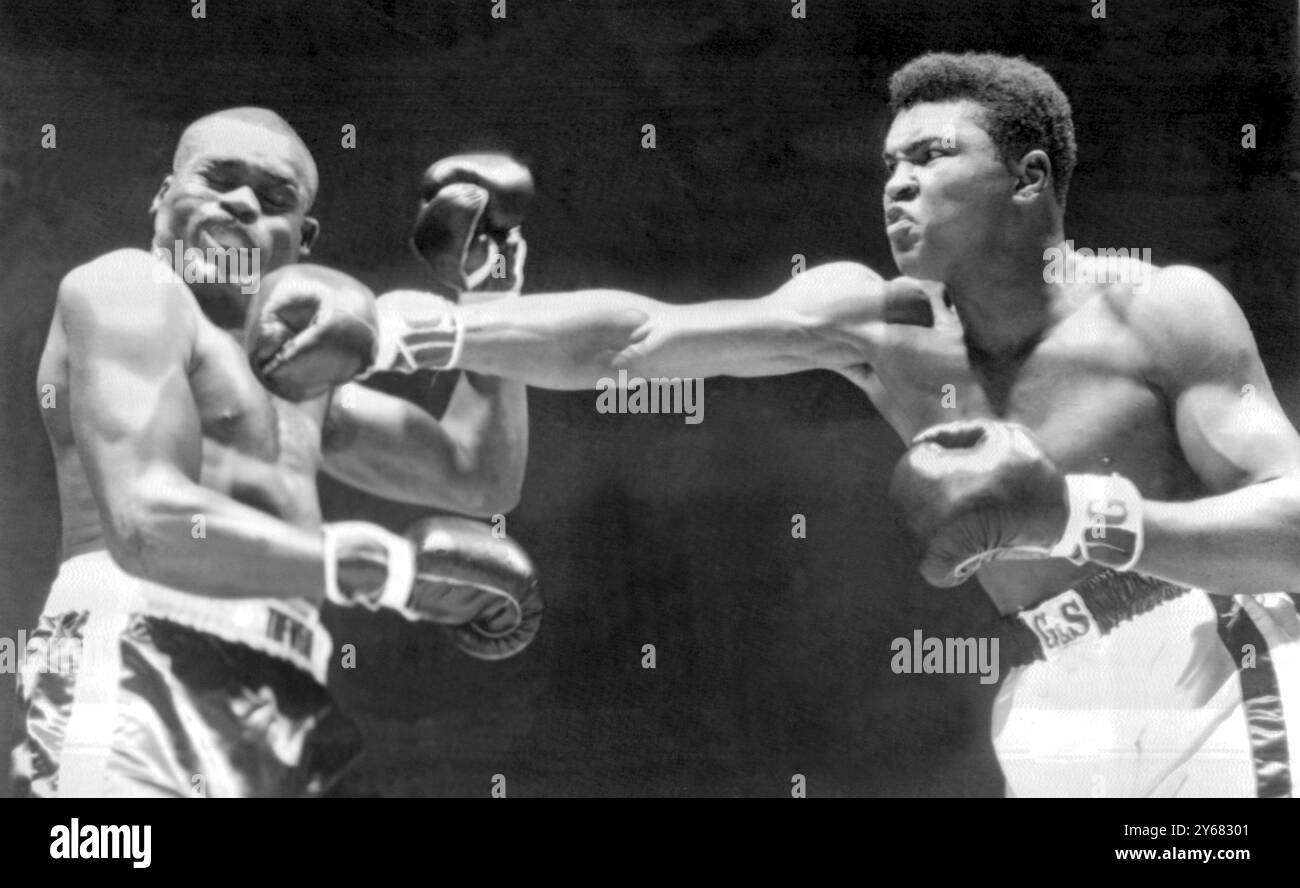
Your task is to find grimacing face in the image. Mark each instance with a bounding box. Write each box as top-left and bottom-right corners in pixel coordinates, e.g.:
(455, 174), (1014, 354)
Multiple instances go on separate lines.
(150, 118), (318, 288)
(881, 99), (1019, 281)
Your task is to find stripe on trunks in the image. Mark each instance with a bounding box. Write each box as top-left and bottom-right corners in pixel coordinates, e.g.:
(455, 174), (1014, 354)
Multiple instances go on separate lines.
(1212, 596), (1292, 798)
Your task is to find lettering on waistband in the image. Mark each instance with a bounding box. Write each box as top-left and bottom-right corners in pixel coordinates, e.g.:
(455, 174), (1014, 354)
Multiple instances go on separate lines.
(1017, 588), (1096, 660)
(266, 609), (316, 660)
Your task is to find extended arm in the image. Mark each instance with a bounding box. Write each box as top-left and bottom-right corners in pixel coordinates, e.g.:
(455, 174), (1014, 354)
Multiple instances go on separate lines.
(411, 263), (936, 389)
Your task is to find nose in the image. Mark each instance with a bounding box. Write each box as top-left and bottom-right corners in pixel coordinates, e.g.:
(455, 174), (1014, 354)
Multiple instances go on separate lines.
(884, 166), (918, 205)
(219, 186), (260, 225)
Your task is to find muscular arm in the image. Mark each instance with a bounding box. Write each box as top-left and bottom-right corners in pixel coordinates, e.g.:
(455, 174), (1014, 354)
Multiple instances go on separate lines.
(319, 369), (527, 516)
(63, 250), (329, 602)
(1130, 266), (1300, 595)
(448, 263), (932, 389)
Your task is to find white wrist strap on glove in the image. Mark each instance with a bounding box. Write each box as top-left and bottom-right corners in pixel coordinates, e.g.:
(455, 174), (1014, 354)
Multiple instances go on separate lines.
(455, 231), (525, 303)
(1049, 474), (1145, 571)
(323, 522), (418, 615)
(370, 298), (465, 373)
(463, 238), (501, 292)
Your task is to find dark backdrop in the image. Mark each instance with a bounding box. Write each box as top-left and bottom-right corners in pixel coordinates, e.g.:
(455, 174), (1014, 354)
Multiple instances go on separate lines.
(1, 0), (1296, 797)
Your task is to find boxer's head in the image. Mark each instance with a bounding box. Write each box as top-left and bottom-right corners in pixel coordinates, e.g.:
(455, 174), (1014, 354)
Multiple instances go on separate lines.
(882, 53), (1076, 281)
(150, 107), (320, 305)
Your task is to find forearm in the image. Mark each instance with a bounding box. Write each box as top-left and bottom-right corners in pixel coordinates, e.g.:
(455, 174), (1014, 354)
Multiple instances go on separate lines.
(437, 369), (529, 513)
(107, 472), (329, 603)
(456, 288), (824, 385)
(454, 289), (653, 389)
(451, 264), (904, 386)
(1136, 477), (1300, 595)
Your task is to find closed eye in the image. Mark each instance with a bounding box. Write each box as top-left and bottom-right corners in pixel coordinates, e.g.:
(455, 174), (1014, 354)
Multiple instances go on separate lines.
(261, 189), (297, 212)
(204, 171), (237, 191)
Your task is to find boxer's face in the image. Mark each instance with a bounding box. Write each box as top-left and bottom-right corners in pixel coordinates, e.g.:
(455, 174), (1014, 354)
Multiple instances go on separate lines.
(882, 100), (1018, 281)
(151, 119), (319, 293)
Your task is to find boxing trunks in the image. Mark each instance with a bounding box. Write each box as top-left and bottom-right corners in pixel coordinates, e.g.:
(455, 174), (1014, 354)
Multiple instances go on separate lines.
(993, 568), (1300, 797)
(12, 551), (361, 797)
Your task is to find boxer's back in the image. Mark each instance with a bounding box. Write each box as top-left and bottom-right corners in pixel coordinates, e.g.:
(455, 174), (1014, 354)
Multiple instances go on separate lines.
(39, 248), (325, 561)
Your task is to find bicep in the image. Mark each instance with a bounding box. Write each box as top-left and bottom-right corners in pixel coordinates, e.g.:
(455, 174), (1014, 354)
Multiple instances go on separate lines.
(320, 383), (473, 509)
(618, 264), (888, 379)
(1152, 268), (1300, 490)
(1175, 374), (1300, 492)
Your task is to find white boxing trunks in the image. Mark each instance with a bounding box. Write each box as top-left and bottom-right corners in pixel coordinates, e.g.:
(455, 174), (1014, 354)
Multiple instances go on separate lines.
(12, 551), (360, 798)
(993, 569), (1300, 797)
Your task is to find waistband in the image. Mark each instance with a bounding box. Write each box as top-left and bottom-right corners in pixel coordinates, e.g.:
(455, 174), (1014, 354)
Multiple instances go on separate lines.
(44, 551), (332, 684)
(1001, 569), (1191, 669)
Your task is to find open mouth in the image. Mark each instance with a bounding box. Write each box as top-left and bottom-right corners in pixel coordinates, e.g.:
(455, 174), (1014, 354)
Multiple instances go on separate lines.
(198, 224), (251, 252)
(887, 219), (919, 242)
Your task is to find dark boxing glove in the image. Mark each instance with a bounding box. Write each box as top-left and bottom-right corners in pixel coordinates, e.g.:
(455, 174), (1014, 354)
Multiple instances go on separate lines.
(245, 264), (379, 401)
(889, 419), (1144, 587)
(322, 516), (543, 660)
(411, 153), (534, 294)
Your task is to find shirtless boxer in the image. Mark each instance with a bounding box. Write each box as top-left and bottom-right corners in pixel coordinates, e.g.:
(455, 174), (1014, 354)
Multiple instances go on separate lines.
(339, 54), (1300, 796)
(15, 108), (542, 798)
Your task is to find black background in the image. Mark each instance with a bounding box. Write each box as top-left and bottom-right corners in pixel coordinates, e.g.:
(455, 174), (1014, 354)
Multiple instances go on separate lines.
(1, 0), (1296, 797)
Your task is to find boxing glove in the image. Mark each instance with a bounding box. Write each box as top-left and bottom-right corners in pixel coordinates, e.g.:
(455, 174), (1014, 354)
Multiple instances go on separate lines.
(246, 264), (379, 401)
(889, 419), (1144, 587)
(322, 517), (542, 660)
(412, 153), (533, 294)
(882, 277), (941, 327)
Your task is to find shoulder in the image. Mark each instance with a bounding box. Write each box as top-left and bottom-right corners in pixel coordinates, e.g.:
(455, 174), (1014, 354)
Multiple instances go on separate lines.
(61, 248), (165, 294)
(59, 248), (195, 340)
(775, 261), (885, 314)
(1124, 264), (1249, 344)
(1116, 264), (1257, 382)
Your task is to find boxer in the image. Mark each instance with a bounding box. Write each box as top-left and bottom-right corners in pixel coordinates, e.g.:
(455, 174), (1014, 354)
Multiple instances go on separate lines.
(288, 54), (1300, 797)
(16, 107), (541, 797)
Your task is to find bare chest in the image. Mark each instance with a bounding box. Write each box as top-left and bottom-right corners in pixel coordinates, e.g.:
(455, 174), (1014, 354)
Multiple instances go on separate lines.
(191, 325), (324, 474)
(867, 301), (1200, 501)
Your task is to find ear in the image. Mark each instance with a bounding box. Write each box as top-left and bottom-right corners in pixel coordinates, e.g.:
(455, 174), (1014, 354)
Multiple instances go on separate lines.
(149, 175), (173, 215)
(1011, 150), (1052, 204)
(299, 216), (320, 258)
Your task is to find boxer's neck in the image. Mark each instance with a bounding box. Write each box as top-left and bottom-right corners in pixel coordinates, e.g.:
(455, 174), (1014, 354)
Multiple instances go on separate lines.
(947, 235), (1067, 362)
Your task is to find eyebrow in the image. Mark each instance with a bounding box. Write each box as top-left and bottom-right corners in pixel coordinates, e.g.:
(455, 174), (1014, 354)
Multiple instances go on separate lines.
(881, 136), (945, 164)
(205, 158), (303, 196)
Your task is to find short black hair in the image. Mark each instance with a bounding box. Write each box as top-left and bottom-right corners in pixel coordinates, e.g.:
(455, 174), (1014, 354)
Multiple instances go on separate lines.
(888, 52), (1076, 205)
